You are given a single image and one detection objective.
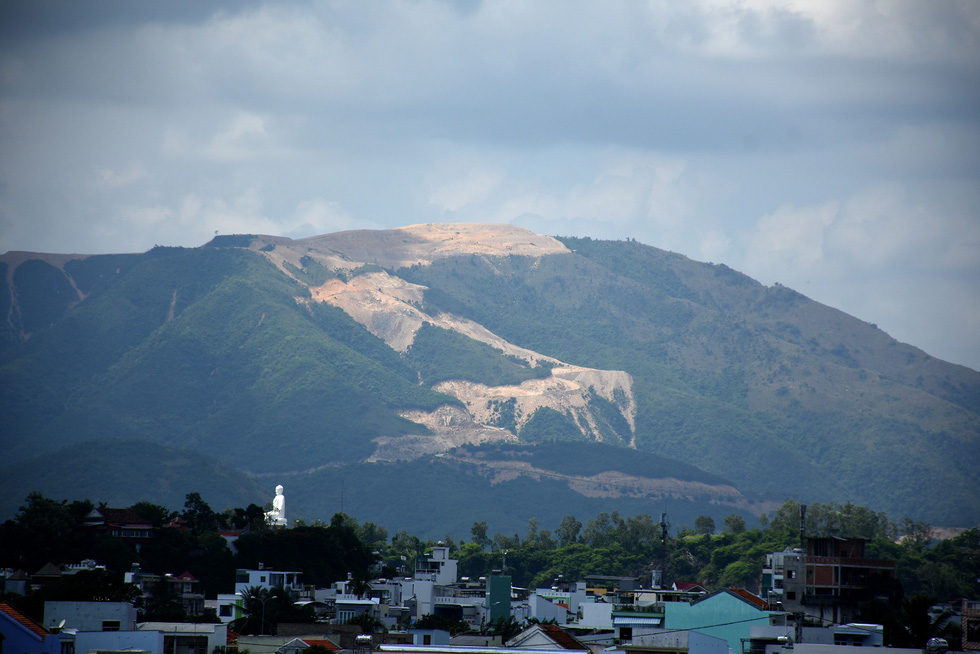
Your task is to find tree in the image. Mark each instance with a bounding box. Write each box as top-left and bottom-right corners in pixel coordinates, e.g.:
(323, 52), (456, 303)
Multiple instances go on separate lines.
(482, 615), (522, 641)
(142, 576), (187, 622)
(415, 613), (471, 636)
(0, 492), (86, 570)
(900, 594), (959, 648)
(233, 585), (311, 635)
(766, 499), (802, 536)
(556, 515), (581, 547)
(723, 514), (746, 534)
(129, 501), (174, 528)
(346, 612), (385, 633)
(471, 521), (490, 551)
(901, 517), (933, 551)
(235, 585), (272, 635)
(182, 493), (218, 534)
(694, 515), (715, 536)
(583, 512), (615, 547)
(358, 521), (389, 550)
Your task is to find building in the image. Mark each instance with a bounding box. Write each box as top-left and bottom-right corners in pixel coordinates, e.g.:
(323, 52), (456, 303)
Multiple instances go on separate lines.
(137, 621), (227, 654)
(622, 630), (729, 654)
(235, 566), (304, 597)
(81, 508), (156, 552)
(216, 565), (307, 625)
(0, 602), (61, 654)
(764, 537), (897, 626)
(44, 601), (138, 632)
(170, 571), (206, 617)
(415, 546), (458, 587)
(0, 570), (28, 596)
(745, 622), (884, 654)
(42, 602), (163, 654)
(664, 588), (782, 654)
(964, 599), (980, 652)
(506, 623), (590, 651)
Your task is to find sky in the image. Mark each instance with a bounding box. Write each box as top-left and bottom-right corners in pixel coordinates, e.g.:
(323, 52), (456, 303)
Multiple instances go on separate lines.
(1, 1), (978, 371)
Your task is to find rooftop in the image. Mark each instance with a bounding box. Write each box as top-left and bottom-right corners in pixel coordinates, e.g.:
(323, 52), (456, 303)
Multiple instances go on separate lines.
(0, 602), (49, 638)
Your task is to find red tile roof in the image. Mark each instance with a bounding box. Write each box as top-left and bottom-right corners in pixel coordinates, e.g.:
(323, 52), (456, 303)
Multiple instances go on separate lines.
(301, 639), (340, 651)
(541, 623), (590, 650)
(97, 508), (154, 526)
(727, 587), (768, 609)
(0, 602), (49, 638)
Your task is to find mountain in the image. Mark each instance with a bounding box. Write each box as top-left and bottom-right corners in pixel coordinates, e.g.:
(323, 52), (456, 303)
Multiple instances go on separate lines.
(0, 439), (271, 520)
(1, 223), (977, 535)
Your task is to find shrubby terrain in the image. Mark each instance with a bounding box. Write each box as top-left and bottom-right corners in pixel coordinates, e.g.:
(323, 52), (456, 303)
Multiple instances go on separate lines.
(1, 225), (977, 530)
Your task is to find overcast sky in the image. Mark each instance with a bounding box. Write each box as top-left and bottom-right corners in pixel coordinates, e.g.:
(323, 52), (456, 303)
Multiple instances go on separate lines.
(1, 1), (978, 370)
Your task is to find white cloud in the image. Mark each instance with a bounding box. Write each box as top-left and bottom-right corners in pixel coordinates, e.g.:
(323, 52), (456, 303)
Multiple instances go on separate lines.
(429, 169), (505, 213)
(741, 201), (839, 275)
(287, 199), (357, 237)
(202, 112), (273, 162)
(95, 163), (146, 189)
(0, 0), (978, 368)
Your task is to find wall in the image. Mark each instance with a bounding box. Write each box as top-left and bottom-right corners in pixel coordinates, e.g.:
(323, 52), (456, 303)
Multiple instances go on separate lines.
(74, 630), (163, 654)
(44, 602), (137, 632)
(665, 592), (771, 654)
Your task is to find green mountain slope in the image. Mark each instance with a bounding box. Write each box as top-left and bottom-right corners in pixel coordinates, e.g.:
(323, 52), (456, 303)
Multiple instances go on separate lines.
(284, 441), (761, 541)
(0, 246), (450, 470)
(394, 238), (980, 523)
(0, 439), (270, 519)
(1, 226), (977, 528)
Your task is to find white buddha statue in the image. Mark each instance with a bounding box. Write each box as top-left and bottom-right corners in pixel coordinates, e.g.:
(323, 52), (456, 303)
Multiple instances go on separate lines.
(265, 484), (287, 526)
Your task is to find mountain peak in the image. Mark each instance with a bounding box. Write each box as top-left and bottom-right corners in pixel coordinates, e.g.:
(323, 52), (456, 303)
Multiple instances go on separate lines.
(286, 222), (569, 269)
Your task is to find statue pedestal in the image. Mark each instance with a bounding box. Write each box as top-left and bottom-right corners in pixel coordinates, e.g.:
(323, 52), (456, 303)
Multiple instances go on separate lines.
(265, 515), (287, 527)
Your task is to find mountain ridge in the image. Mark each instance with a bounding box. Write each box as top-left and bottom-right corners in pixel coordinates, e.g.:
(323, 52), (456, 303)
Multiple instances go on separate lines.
(1, 224), (977, 529)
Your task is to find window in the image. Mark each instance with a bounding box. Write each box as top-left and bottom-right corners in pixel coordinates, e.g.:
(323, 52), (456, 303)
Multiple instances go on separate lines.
(102, 620), (120, 631)
(787, 570), (796, 579)
(423, 635), (431, 645)
(220, 605), (233, 617)
(786, 592), (796, 600)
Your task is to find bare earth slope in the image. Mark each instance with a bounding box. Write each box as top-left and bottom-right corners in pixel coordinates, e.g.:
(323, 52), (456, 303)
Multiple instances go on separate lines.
(253, 223), (638, 459)
(1, 223), (976, 528)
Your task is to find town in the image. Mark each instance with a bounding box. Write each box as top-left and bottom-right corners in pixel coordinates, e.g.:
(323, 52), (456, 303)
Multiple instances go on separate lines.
(1, 490), (977, 654)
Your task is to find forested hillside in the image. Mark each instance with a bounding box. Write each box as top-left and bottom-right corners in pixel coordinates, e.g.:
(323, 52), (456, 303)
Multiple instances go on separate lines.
(1, 224), (977, 529)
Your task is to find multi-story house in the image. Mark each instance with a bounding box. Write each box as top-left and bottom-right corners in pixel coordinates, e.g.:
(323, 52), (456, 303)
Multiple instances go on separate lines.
(763, 537), (896, 626)
(216, 565), (305, 624)
(81, 508), (156, 553)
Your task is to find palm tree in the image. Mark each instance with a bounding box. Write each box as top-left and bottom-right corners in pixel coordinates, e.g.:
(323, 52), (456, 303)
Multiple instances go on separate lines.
(901, 594), (960, 649)
(233, 585), (272, 635)
(232, 585), (314, 635)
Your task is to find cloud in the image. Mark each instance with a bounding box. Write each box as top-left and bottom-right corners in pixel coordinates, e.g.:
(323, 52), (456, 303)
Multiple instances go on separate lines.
(741, 201), (839, 273)
(202, 112), (274, 162)
(0, 0), (978, 368)
(95, 163), (146, 189)
(429, 169), (505, 213)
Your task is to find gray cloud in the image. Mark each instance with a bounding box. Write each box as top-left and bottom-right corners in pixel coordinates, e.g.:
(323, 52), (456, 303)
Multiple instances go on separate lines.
(1, 0), (978, 369)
